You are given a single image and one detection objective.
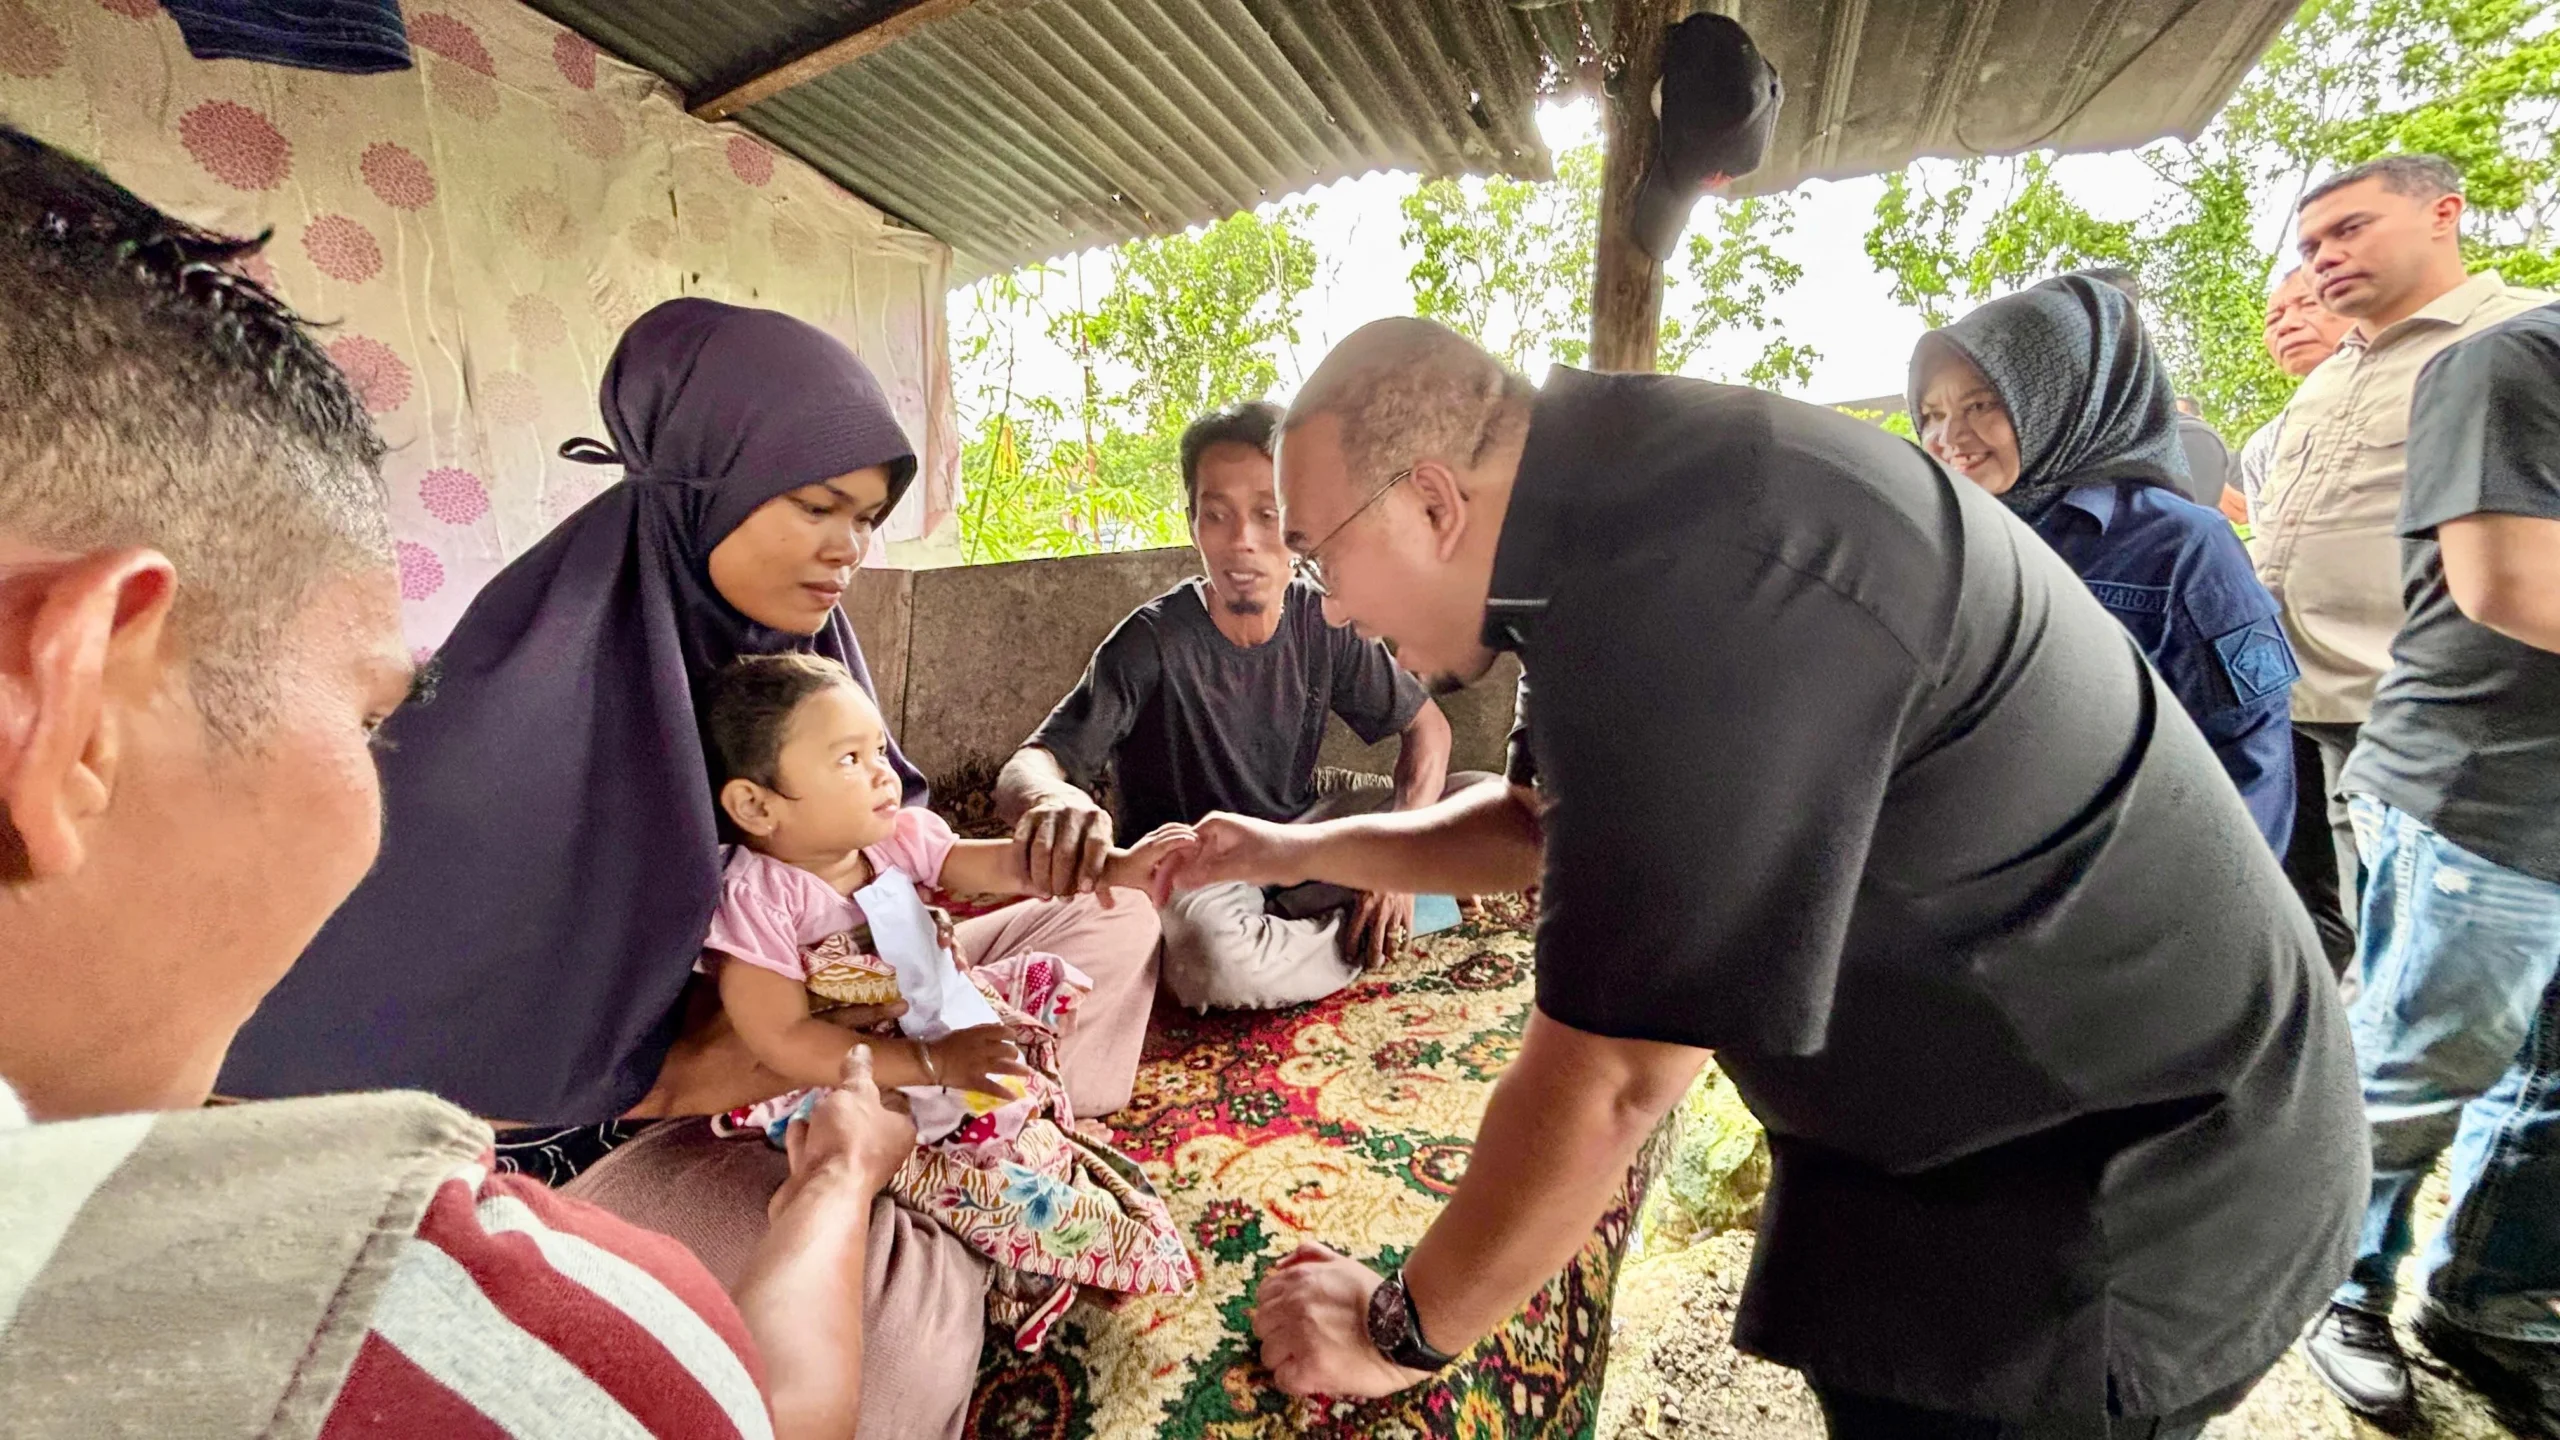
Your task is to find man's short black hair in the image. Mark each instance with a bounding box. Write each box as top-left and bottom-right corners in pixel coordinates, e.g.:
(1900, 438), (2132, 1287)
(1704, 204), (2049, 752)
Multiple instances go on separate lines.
(2300, 154), (2463, 211)
(1178, 400), (1283, 515)
(2073, 266), (2141, 303)
(0, 123), (388, 738)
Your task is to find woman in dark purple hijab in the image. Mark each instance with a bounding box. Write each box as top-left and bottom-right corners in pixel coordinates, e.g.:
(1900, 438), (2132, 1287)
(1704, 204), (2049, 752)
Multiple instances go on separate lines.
(222, 299), (939, 1125)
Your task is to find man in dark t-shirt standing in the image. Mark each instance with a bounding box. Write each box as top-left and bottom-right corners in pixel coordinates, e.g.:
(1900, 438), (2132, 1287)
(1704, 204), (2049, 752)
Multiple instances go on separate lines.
(2302, 303), (2560, 1433)
(995, 402), (1467, 1012)
(1158, 320), (2363, 1438)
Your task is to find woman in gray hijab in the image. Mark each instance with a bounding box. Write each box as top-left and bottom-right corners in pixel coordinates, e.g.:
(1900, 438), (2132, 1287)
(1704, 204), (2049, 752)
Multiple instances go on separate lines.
(1910, 275), (2298, 850)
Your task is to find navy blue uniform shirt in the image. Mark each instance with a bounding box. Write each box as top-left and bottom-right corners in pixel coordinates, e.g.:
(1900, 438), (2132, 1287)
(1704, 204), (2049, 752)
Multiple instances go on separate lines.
(2031, 481), (2297, 850)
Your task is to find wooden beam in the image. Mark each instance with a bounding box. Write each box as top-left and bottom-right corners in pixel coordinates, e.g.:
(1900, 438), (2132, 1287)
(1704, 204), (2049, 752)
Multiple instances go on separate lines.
(1588, 0), (1680, 372)
(689, 0), (982, 122)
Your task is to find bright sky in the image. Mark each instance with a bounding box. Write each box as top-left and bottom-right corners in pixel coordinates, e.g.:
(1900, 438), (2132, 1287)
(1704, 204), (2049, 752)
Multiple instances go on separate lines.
(960, 99), (2190, 420)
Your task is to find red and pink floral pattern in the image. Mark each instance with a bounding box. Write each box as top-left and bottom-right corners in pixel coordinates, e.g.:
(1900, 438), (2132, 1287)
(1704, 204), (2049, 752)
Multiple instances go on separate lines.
(179, 100), (290, 190)
(560, 101), (624, 160)
(726, 135), (774, 187)
(302, 214), (383, 283)
(419, 467), (492, 525)
(325, 335), (412, 415)
(0, 1), (67, 78)
(395, 540), (445, 601)
(552, 30), (597, 90)
(479, 370), (543, 426)
(506, 294), (568, 352)
(430, 63), (498, 121)
(505, 188), (579, 259)
(407, 12), (494, 76)
(360, 141), (436, 211)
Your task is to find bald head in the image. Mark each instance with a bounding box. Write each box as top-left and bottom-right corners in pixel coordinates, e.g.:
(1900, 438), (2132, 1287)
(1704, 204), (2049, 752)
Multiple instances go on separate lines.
(1271, 319), (1535, 693)
(1281, 318), (1533, 502)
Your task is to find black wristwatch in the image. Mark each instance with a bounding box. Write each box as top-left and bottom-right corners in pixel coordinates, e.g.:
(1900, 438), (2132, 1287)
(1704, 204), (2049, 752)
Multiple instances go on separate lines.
(1366, 1266), (1458, 1373)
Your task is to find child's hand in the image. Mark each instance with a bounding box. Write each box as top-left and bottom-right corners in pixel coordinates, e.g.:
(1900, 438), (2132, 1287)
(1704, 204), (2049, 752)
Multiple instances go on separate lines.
(926, 1024), (1034, 1098)
(1100, 823), (1197, 907)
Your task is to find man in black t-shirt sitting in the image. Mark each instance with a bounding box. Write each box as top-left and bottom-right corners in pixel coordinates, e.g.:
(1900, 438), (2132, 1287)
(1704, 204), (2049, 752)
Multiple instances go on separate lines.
(994, 402), (1473, 1012)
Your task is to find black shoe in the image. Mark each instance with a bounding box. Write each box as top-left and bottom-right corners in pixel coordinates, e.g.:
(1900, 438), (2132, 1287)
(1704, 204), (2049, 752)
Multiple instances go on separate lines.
(2414, 1310), (2560, 1439)
(2304, 1303), (2417, 1430)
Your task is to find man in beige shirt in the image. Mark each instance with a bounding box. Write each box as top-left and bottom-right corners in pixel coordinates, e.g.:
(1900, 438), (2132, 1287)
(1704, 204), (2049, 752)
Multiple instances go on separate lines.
(2253, 153), (2552, 955)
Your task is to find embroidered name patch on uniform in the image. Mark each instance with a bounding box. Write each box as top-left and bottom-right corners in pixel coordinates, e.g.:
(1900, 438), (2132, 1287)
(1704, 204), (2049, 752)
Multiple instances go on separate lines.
(2211, 618), (2301, 703)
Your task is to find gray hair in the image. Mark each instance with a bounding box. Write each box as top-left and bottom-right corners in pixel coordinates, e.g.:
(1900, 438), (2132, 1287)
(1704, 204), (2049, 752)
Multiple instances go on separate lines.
(1280, 318), (1533, 491)
(2300, 154), (2463, 211)
(0, 125), (390, 739)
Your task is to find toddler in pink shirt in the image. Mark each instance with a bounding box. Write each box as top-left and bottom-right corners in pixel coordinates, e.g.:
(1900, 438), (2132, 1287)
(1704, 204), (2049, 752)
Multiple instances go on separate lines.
(699, 653), (1196, 1347)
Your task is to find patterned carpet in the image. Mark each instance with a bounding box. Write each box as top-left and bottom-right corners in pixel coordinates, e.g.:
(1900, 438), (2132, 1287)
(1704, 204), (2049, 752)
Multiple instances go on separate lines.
(964, 900), (1663, 1439)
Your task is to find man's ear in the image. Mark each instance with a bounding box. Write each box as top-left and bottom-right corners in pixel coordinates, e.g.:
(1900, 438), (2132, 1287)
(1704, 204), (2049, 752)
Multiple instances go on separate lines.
(720, 777), (779, 838)
(0, 549), (178, 881)
(2432, 192), (2466, 239)
(1410, 461), (1470, 563)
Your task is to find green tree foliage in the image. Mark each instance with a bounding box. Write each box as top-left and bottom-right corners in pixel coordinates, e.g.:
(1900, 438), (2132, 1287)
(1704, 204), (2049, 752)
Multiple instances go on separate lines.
(1864, 0), (2560, 439)
(1402, 142), (1818, 384)
(1066, 210), (1318, 438)
(951, 211), (1316, 563)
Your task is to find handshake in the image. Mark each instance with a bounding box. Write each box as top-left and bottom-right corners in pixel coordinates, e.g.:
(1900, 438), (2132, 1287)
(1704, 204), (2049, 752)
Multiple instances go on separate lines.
(1078, 813), (1315, 910)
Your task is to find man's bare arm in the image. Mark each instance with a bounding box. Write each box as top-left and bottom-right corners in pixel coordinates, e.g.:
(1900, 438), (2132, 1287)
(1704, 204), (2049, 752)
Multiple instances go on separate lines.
(1161, 780), (1543, 901)
(2440, 512), (2560, 653)
(730, 1047), (916, 1440)
(994, 745), (1083, 825)
(1404, 1012), (1708, 1351)
(1390, 698), (1454, 812)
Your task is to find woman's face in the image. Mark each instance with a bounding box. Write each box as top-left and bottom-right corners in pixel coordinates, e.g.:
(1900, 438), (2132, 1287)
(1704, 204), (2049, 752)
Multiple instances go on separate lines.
(706, 464), (895, 633)
(1915, 356), (2022, 497)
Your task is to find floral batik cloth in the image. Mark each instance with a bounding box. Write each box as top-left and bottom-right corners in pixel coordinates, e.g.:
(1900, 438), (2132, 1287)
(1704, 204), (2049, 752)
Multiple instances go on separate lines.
(718, 934), (1197, 1350)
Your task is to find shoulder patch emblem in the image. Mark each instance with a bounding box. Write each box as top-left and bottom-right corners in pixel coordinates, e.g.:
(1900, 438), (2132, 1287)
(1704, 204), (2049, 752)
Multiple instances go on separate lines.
(2212, 619), (2301, 704)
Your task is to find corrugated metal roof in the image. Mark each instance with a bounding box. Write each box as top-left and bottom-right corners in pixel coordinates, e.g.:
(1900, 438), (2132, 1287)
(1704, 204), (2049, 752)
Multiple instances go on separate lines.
(520, 0), (2296, 275)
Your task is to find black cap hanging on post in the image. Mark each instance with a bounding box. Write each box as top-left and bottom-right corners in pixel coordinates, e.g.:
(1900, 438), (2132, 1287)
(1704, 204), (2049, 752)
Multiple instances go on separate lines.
(1631, 12), (1783, 261)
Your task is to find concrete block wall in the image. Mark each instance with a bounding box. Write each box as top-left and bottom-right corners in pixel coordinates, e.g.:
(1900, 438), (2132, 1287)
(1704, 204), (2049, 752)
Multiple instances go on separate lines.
(845, 547), (1522, 783)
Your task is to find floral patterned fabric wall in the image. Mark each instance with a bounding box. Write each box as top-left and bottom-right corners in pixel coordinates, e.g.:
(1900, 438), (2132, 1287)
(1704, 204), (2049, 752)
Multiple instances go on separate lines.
(0, 0), (960, 652)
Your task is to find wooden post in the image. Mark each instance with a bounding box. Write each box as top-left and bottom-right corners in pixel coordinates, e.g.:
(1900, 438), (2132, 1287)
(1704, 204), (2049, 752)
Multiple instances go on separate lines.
(1589, 0), (1680, 372)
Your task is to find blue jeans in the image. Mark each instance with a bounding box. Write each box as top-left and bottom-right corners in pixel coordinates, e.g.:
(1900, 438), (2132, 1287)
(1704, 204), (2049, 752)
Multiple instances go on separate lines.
(2334, 796), (2560, 1341)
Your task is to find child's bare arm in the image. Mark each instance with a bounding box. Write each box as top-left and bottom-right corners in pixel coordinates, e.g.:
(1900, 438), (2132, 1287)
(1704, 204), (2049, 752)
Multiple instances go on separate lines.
(717, 959), (933, 1091)
(934, 837), (1036, 900)
(716, 957), (1031, 1098)
(938, 825), (1195, 908)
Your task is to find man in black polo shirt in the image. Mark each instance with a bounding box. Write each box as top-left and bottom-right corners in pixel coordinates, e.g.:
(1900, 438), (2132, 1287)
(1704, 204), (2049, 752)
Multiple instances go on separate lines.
(2301, 303), (2560, 1434)
(1159, 319), (2364, 1436)
(996, 401), (1465, 1012)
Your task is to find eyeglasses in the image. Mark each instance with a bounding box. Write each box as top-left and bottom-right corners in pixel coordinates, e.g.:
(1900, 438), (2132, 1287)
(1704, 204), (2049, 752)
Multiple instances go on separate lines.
(1290, 468), (1412, 597)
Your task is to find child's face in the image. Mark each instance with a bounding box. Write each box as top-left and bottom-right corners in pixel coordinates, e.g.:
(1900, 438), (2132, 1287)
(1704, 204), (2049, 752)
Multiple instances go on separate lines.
(756, 683), (905, 855)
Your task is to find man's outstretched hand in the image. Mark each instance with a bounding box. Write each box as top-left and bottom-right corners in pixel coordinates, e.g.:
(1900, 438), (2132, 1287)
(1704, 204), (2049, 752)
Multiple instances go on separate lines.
(1143, 812), (1311, 907)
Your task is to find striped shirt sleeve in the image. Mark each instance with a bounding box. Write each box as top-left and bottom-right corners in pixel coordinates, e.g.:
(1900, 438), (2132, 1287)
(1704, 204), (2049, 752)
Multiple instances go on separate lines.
(320, 1153), (773, 1439)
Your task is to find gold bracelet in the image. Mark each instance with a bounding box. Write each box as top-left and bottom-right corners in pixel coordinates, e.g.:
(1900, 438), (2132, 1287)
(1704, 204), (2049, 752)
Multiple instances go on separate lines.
(912, 1037), (941, 1088)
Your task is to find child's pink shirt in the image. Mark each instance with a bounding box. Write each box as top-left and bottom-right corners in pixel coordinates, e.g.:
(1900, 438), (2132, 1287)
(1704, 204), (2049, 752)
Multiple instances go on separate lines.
(701, 807), (959, 981)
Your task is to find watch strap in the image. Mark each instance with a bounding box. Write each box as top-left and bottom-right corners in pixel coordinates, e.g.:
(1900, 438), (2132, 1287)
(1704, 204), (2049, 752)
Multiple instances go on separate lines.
(1385, 1267), (1457, 1372)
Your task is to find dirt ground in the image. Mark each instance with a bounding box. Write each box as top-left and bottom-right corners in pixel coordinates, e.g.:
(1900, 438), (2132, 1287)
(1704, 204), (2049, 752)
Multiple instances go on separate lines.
(1595, 1169), (2525, 1440)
